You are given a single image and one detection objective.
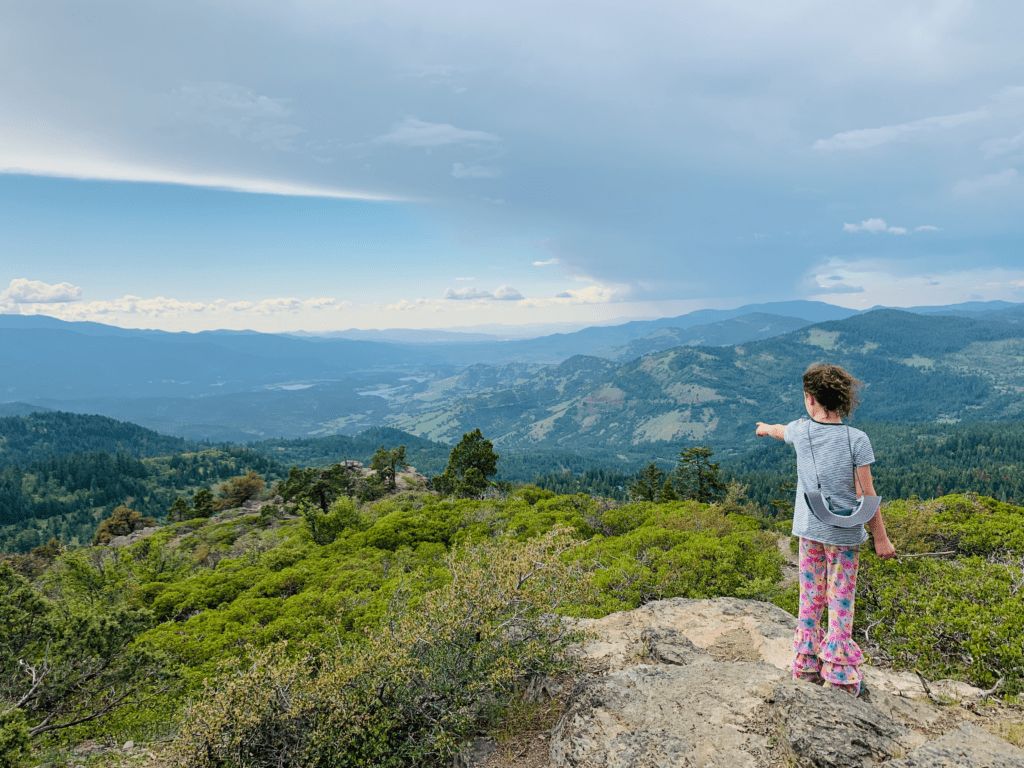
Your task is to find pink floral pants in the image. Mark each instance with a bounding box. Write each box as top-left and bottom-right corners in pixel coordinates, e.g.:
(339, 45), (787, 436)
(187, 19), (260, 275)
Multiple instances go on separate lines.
(793, 538), (863, 695)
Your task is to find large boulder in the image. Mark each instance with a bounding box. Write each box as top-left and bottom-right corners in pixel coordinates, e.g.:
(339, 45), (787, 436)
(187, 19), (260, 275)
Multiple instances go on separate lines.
(547, 598), (1024, 768)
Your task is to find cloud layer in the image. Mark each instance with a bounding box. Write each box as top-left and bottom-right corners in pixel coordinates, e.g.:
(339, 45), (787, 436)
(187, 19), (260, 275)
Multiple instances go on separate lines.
(0, 1), (1021, 324)
(1, 278), (83, 304)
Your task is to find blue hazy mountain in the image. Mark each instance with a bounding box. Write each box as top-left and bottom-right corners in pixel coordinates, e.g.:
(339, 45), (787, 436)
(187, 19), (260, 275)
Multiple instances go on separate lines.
(4, 301), (1023, 444)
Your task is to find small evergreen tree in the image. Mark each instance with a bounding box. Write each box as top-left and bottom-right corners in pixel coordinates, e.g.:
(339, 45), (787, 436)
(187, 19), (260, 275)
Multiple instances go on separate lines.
(659, 479), (679, 502)
(433, 429), (498, 497)
(192, 488), (215, 518)
(168, 496), (190, 523)
(371, 445), (407, 490)
(278, 464), (357, 513)
(628, 462), (665, 502)
(672, 446), (727, 503)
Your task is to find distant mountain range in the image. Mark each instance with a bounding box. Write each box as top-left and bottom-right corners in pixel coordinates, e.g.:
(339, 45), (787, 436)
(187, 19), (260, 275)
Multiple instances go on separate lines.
(4, 300), (1024, 446)
(379, 309), (1024, 452)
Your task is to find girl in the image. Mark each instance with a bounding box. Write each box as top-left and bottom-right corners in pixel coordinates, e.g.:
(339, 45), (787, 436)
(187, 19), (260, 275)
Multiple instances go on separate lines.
(756, 362), (896, 697)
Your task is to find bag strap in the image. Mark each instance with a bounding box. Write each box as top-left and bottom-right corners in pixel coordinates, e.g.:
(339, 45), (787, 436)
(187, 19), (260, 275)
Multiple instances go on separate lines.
(846, 425), (865, 497)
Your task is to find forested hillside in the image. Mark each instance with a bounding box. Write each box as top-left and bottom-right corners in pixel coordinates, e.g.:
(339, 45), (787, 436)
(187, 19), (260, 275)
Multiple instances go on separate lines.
(0, 447), (289, 552)
(0, 411), (198, 464)
(383, 309), (1024, 450)
(725, 420), (1024, 510)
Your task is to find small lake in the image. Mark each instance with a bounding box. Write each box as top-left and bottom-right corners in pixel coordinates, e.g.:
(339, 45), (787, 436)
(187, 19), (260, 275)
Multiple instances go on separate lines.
(358, 385), (407, 399)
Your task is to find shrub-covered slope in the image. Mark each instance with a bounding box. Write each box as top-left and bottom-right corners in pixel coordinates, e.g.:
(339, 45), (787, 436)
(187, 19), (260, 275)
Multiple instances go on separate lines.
(3, 480), (1022, 766)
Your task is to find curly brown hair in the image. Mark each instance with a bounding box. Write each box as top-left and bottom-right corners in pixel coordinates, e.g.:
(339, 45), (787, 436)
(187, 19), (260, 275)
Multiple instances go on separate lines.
(802, 362), (861, 417)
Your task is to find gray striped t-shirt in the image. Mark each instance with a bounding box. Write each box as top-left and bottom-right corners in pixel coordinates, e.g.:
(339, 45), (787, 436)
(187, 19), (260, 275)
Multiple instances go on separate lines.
(784, 418), (875, 547)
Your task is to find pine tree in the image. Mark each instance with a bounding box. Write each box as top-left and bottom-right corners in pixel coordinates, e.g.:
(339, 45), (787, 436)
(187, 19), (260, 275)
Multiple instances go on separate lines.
(673, 446), (727, 503)
(432, 430), (498, 497)
(628, 462), (664, 502)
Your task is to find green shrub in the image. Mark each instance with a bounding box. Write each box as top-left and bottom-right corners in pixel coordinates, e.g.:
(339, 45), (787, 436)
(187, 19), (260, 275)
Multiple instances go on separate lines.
(858, 555), (1024, 693)
(171, 529), (589, 768)
(302, 497), (363, 545)
(570, 503), (782, 616)
(853, 494), (1024, 694)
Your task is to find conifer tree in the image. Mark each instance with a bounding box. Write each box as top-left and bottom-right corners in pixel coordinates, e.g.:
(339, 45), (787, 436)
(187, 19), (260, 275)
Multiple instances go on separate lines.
(628, 462), (664, 502)
(433, 429), (498, 497)
(672, 446), (726, 503)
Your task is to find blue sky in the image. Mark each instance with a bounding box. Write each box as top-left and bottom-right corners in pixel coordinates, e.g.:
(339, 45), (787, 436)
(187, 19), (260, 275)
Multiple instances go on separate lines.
(1, 1), (1022, 333)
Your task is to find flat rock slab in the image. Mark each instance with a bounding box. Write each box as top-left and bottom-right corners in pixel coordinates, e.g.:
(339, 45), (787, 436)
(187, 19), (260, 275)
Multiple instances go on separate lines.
(551, 662), (787, 768)
(569, 597), (982, 701)
(888, 723), (1024, 768)
(549, 662), (1024, 768)
(570, 597), (798, 674)
(551, 598), (1023, 768)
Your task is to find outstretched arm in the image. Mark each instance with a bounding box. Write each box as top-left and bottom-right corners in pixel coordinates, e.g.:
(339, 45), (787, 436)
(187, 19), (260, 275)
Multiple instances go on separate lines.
(858, 465), (895, 559)
(756, 422), (785, 440)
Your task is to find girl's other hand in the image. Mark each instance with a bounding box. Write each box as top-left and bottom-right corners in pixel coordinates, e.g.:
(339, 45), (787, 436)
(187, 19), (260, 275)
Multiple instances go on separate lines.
(874, 537), (896, 560)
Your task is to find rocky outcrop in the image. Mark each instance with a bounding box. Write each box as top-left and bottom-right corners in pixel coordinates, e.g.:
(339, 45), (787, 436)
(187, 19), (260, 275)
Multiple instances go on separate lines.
(105, 526), (159, 548)
(544, 598), (1024, 768)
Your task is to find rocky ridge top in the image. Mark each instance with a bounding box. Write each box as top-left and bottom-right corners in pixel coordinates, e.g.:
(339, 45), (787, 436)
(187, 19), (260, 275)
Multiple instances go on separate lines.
(482, 598), (1024, 768)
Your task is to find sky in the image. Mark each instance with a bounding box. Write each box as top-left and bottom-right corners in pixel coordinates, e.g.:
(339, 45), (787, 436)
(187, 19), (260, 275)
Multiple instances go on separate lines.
(1, 0), (1022, 334)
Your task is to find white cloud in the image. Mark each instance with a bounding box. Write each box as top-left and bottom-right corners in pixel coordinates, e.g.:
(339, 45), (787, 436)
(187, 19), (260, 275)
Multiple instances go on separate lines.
(799, 275), (865, 295)
(914, 225), (941, 232)
(981, 129), (1024, 158)
(8, 294), (345, 322)
(1, 278), (82, 304)
(373, 117), (500, 147)
(385, 298), (446, 312)
(521, 285), (618, 307)
(455, 276), (475, 281)
(0, 150), (402, 201)
(444, 286), (493, 300)
(814, 110), (987, 152)
(843, 218), (908, 234)
(953, 168), (1022, 196)
(532, 258), (559, 266)
(452, 162), (502, 178)
(493, 285), (524, 301)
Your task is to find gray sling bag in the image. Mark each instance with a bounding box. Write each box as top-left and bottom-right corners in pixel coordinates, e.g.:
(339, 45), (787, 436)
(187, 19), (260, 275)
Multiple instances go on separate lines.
(803, 422), (881, 528)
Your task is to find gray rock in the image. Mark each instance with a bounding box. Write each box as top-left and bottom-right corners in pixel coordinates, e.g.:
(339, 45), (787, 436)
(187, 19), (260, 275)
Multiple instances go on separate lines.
(122, 739), (135, 751)
(453, 736), (496, 768)
(554, 598), (1022, 768)
(888, 722), (1024, 767)
(767, 683), (909, 767)
(550, 661), (788, 767)
(641, 627), (712, 666)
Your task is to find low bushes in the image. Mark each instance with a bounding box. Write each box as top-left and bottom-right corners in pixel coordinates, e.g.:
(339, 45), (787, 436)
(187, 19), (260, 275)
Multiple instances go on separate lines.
(856, 494), (1024, 694)
(171, 529), (589, 768)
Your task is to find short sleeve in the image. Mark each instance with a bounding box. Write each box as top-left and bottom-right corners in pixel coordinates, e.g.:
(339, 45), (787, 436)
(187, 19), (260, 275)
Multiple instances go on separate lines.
(852, 430), (875, 466)
(783, 420), (798, 445)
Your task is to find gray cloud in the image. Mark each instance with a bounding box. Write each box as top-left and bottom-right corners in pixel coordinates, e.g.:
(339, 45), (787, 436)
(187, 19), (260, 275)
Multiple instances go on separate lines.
(493, 285), (523, 301)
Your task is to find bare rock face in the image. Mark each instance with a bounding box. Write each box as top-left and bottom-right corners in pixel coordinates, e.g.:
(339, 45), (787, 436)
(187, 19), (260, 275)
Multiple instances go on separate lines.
(105, 526), (159, 548)
(549, 598), (1024, 768)
(888, 723), (1024, 768)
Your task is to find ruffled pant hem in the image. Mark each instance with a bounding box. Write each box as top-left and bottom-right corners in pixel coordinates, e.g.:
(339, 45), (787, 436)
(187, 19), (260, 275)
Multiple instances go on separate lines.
(819, 635), (864, 667)
(793, 627), (824, 656)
